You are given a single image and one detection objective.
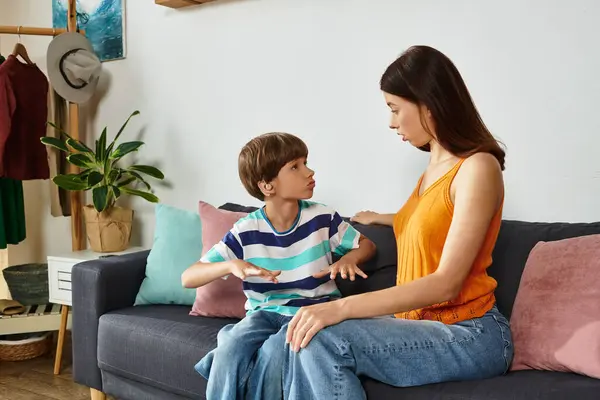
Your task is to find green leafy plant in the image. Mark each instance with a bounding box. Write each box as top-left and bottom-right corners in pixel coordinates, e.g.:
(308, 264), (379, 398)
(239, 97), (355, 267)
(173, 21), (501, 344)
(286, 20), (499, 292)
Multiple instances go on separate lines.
(41, 110), (164, 213)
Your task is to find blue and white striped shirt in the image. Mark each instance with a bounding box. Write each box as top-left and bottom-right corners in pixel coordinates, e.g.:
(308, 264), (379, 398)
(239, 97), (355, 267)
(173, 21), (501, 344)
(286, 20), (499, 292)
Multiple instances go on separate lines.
(201, 201), (361, 316)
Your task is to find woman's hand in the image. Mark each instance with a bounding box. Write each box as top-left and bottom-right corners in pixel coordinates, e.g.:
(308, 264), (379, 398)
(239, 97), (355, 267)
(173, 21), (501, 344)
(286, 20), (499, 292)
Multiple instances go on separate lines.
(230, 259), (281, 283)
(286, 300), (346, 352)
(350, 210), (379, 225)
(312, 260), (368, 281)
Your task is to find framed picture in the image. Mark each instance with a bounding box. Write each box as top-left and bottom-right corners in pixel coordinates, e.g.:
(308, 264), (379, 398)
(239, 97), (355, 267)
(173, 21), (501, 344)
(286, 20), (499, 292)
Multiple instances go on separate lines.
(52, 0), (126, 62)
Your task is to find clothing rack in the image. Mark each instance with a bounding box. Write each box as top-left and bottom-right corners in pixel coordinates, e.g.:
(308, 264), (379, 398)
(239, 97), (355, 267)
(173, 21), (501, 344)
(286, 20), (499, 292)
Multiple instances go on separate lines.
(0, 0), (84, 253)
(0, 1), (96, 393)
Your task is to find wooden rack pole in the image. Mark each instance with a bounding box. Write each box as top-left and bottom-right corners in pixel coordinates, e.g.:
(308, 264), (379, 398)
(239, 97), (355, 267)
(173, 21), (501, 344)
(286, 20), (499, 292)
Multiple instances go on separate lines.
(67, 0), (85, 253)
(0, 26), (67, 36)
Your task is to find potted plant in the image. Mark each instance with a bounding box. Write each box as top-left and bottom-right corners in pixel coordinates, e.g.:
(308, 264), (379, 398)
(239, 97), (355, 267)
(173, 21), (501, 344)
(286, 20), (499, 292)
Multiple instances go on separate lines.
(41, 110), (164, 253)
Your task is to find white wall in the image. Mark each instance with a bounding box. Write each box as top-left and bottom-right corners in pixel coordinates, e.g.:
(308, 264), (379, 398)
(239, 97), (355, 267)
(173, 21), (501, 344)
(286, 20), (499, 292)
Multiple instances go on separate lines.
(0, 0), (598, 263)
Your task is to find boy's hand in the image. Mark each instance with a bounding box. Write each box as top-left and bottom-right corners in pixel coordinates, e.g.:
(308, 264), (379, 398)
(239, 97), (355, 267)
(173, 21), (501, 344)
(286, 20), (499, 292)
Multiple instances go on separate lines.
(230, 260), (281, 283)
(312, 261), (368, 281)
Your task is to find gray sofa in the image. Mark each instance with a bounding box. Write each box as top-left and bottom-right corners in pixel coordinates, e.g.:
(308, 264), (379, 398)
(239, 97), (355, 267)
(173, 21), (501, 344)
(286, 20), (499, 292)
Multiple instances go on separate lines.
(72, 203), (600, 399)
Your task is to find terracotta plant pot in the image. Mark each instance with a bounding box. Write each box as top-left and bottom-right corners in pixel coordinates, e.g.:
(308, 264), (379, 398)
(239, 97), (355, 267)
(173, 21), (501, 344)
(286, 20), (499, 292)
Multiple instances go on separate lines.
(83, 205), (134, 253)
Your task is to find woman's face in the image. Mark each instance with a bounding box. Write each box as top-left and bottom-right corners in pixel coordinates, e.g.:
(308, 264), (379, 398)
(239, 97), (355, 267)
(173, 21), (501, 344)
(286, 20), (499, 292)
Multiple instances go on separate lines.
(384, 92), (434, 148)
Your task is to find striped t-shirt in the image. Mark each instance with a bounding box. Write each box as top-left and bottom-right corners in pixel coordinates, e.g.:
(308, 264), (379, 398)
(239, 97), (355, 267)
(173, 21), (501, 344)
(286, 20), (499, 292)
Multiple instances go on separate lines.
(201, 200), (361, 316)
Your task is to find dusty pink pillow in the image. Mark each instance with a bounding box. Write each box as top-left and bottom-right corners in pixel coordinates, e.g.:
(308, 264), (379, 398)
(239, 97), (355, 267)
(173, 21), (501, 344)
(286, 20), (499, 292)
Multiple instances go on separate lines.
(188, 201), (247, 319)
(510, 234), (600, 378)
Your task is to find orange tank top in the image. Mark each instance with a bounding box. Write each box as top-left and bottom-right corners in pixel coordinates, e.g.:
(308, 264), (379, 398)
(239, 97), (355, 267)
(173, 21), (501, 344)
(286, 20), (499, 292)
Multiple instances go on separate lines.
(393, 158), (501, 324)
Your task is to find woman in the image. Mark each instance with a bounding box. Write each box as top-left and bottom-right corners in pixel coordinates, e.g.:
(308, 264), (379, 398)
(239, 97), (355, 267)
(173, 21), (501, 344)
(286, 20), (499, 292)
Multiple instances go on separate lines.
(283, 45), (514, 399)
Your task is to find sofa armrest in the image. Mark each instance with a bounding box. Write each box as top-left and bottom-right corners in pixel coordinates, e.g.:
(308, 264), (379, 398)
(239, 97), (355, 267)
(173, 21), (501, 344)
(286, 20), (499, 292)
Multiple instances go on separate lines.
(71, 250), (150, 391)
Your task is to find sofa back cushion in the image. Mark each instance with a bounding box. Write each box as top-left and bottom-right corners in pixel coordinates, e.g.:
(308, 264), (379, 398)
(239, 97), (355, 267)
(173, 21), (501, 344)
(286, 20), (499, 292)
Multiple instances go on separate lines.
(489, 220), (600, 318)
(219, 203), (600, 319)
(189, 201), (248, 319)
(509, 233), (600, 378)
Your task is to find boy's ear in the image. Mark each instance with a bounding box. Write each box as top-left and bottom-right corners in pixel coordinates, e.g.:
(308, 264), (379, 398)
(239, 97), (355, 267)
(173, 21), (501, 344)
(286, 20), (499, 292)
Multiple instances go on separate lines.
(258, 181), (275, 197)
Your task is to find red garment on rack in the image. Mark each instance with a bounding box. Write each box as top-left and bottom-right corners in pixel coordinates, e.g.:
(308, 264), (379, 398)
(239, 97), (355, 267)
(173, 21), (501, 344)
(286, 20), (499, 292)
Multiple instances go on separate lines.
(0, 54), (50, 180)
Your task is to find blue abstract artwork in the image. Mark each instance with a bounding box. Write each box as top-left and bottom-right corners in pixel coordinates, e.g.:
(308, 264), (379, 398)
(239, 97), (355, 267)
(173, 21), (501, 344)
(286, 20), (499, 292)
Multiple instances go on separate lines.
(52, 0), (125, 62)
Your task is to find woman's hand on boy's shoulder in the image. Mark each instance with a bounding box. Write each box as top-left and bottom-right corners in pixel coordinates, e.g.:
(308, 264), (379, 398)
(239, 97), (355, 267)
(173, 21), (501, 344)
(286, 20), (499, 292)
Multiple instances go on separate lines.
(312, 260), (368, 281)
(230, 260), (281, 283)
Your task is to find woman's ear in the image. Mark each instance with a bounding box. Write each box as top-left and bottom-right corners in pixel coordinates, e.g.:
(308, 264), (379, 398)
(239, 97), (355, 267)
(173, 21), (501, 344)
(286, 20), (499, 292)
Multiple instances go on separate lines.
(258, 181), (275, 197)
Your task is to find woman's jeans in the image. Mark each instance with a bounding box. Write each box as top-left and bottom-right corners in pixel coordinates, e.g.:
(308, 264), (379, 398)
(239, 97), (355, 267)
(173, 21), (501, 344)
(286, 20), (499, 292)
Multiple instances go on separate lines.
(283, 304), (513, 400)
(196, 305), (512, 400)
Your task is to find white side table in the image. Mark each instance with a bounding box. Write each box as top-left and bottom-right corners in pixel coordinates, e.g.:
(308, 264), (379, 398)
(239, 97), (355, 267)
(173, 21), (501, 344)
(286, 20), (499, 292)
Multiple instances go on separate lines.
(47, 246), (146, 375)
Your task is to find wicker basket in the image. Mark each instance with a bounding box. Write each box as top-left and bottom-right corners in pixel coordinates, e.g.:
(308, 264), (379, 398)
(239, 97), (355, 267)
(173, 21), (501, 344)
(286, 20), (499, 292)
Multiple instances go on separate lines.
(2, 263), (49, 305)
(0, 332), (52, 361)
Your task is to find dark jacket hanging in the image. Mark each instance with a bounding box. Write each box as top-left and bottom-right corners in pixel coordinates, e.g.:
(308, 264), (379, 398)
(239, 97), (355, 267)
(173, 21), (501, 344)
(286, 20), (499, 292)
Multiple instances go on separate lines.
(0, 54), (50, 180)
(0, 55), (26, 249)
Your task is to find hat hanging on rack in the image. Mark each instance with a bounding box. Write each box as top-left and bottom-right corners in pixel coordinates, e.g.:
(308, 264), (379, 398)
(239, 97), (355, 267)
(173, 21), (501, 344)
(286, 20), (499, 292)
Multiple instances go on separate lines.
(47, 32), (101, 104)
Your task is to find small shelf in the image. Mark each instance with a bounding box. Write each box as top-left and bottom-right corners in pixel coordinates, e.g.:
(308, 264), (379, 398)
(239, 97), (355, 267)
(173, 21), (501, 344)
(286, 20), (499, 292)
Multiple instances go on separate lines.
(0, 304), (72, 336)
(155, 0), (216, 8)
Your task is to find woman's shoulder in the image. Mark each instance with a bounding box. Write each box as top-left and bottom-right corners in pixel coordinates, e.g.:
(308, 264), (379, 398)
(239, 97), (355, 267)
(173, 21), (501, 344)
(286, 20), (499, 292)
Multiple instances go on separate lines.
(458, 152), (503, 182)
(454, 152), (504, 204)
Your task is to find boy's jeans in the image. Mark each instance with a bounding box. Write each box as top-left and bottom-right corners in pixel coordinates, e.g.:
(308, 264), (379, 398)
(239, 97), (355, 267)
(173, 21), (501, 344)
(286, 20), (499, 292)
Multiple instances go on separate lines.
(195, 310), (291, 400)
(283, 304), (513, 400)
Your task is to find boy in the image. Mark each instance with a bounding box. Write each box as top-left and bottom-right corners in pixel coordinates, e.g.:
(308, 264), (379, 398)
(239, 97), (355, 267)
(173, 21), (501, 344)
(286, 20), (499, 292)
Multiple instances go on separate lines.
(182, 132), (376, 400)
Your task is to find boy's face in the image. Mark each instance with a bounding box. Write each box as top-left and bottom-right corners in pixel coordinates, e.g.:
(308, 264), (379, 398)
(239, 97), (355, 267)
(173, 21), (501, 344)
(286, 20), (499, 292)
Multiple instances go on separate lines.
(268, 157), (315, 200)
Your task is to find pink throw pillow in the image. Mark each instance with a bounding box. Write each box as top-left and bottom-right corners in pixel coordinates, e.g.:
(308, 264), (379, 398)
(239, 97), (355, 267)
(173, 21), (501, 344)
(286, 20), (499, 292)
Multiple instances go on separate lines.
(189, 201), (248, 319)
(510, 234), (600, 378)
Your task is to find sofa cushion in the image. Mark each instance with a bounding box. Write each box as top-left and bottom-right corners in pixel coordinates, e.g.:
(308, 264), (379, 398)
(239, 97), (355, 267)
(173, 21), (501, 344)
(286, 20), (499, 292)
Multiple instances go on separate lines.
(349, 222), (397, 273)
(488, 220), (600, 319)
(98, 305), (237, 398)
(363, 370), (600, 400)
(510, 234), (600, 378)
(189, 201), (247, 319)
(134, 204), (201, 306)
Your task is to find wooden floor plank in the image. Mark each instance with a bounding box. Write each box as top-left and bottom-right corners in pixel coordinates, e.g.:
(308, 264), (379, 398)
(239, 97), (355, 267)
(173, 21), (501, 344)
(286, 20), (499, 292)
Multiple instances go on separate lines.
(0, 383), (51, 400)
(0, 333), (116, 399)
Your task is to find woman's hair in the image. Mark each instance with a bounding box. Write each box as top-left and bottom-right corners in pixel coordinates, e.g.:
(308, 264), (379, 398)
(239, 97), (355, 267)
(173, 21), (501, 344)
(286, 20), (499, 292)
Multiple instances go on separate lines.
(380, 45), (506, 170)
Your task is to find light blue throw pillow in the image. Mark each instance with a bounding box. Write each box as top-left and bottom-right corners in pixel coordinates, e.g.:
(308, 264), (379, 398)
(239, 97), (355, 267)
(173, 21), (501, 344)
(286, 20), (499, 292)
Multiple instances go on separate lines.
(134, 203), (202, 306)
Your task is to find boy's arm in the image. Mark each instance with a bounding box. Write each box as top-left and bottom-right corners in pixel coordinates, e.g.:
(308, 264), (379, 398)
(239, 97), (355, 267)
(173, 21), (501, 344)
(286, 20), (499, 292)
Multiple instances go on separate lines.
(181, 229), (242, 288)
(181, 260), (237, 288)
(182, 259), (282, 288)
(314, 210), (377, 280)
(338, 234), (376, 266)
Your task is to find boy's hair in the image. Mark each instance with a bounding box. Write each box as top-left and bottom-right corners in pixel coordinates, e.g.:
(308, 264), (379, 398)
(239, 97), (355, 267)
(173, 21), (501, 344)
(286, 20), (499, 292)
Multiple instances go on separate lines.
(238, 132), (309, 201)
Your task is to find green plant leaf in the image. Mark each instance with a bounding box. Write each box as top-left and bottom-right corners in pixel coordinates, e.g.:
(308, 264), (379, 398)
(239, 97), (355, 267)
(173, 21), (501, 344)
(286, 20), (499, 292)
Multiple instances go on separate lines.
(67, 153), (94, 168)
(110, 141), (144, 159)
(113, 110), (140, 145)
(116, 176), (136, 187)
(87, 171), (104, 187)
(77, 168), (92, 181)
(128, 165), (164, 180)
(107, 169), (122, 184)
(47, 121), (73, 141)
(40, 137), (69, 152)
(53, 174), (89, 191)
(92, 186), (109, 212)
(66, 138), (93, 154)
(96, 127), (107, 163)
(124, 170), (151, 190)
(111, 185), (121, 199)
(105, 110), (140, 159)
(121, 187), (159, 203)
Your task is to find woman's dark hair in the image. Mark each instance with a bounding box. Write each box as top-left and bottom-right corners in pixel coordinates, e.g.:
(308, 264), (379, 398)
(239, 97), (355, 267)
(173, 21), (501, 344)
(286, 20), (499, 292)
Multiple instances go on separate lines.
(380, 45), (506, 170)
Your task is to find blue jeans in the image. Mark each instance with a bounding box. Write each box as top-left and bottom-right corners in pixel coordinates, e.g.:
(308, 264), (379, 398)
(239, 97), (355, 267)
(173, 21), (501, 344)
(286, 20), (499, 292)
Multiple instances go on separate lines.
(194, 311), (291, 400)
(283, 305), (513, 400)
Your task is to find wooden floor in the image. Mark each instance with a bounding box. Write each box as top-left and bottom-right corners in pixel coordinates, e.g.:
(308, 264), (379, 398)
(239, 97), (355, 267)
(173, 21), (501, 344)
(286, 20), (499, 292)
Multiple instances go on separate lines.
(0, 334), (114, 400)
